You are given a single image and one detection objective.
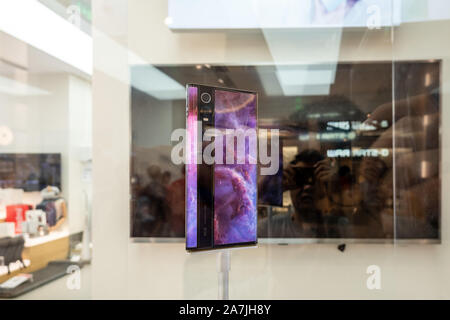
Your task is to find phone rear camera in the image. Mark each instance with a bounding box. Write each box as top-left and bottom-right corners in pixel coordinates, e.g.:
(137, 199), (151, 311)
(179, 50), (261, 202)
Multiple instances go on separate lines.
(200, 92), (212, 104)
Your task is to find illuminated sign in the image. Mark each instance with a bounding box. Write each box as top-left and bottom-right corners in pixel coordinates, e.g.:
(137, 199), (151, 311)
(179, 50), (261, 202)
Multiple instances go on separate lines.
(327, 148), (390, 158)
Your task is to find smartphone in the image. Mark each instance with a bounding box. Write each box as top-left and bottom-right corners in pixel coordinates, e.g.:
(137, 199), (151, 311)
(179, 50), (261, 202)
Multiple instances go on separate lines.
(185, 84), (258, 251)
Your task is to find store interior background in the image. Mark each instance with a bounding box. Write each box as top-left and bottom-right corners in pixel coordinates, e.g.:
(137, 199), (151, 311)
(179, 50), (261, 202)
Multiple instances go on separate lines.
(0, 0), (93, 298)
(0, 34), (91, 236)
(1, 0), (449, 299)
(92, 0), (450, 299)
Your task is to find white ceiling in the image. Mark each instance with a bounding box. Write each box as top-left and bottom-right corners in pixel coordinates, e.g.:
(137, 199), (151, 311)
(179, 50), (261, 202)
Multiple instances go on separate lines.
(0, 31), (90, 81)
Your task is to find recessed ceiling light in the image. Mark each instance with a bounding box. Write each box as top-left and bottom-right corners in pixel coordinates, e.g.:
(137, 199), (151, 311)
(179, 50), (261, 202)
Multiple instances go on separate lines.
(0, 126), (13, 146)
(164, 16), (173, 25)
(425, 72), (431, 87)
(0, 75), (50, 96)
(131, 66), (185, 100)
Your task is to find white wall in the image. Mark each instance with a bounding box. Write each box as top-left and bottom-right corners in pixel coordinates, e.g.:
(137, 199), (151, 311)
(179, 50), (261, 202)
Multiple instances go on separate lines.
(92, 0), (450, 299)
(68, 75), (92, 234)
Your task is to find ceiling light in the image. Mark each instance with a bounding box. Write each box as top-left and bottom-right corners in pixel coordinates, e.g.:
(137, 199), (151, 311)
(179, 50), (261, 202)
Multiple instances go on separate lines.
(0, 1), (92, 75)
(131, 66), (185, 100)
(0, 75), (50, 96)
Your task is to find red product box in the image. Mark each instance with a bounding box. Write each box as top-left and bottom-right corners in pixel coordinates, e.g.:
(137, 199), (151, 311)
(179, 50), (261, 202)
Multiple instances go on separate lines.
(5, 204), (32, 234)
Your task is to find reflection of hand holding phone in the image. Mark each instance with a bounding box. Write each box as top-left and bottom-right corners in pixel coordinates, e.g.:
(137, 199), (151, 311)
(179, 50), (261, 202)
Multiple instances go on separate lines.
(314, 158), (338, 183)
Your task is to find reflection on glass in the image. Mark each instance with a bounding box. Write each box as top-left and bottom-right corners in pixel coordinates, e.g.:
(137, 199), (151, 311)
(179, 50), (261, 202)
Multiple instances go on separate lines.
(0, 154), (61, 191)
(130, 61), (440, 241)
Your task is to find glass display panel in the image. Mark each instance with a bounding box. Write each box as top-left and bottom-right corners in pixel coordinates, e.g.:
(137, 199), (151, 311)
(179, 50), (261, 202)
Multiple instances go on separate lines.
(130, 61), (440, 241)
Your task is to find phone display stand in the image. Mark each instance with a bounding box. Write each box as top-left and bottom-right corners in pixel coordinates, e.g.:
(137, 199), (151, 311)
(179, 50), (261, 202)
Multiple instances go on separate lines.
(217, 250), (231, 300)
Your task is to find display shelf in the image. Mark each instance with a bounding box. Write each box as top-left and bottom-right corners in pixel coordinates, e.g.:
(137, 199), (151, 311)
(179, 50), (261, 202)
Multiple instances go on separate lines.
(0, 231), (69, 284)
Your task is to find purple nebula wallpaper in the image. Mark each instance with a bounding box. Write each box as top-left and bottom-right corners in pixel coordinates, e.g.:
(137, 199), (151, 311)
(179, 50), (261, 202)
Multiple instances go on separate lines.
(214, 89), (257, 245)
(186, 86), (198, 248)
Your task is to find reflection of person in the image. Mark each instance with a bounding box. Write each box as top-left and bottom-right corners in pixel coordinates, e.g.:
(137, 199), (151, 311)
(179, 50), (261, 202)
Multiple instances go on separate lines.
(258, 146), (389, 238)
(166, 166), (185, 236)
(130, 174), (142, 196)
(133, 165), (169, 237)
(162, 171), (171, 187)
(267, 94), (392, 239)
(361, 90), (440, 238)
(259, 150), (329, 238)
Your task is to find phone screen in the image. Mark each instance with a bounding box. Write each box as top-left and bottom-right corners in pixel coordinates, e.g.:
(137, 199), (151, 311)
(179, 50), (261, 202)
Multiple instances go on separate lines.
(186, 86), (198, 249)
(213, 89), (257, 246)
(186, 84), (257, 251)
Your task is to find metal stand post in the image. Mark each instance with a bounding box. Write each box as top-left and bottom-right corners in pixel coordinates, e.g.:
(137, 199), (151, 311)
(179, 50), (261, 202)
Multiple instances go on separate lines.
(217, 250), (231, 300)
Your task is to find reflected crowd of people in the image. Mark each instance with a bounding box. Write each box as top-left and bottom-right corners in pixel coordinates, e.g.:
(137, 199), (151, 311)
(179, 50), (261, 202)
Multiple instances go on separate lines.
(131, 165), (185, 237)
(131, 62), (440, 241)
(259, 89), (440, 239)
